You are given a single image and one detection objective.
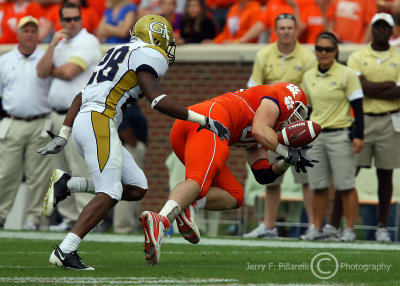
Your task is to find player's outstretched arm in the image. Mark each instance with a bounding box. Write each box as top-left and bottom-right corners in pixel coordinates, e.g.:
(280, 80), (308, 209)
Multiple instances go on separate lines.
(37, 93), (82, 155)
(137, 70), (230, 140)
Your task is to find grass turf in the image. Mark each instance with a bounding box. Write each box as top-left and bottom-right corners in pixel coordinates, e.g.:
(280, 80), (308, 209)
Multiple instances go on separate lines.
(0, 231), (399, 285)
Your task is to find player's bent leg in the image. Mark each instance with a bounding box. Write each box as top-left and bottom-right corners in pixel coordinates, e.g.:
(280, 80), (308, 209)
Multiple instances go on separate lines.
(203, 187), (238, 210)
(176, 202), (201, 244)
(71, 193), (117, 238)
(121, 185), (147, 201)
(139, 211), (171, 265)
(43, 169), (71, 217)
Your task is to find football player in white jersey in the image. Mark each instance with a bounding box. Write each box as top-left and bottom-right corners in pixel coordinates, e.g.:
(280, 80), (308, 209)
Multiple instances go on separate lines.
(37, 15), (230, 270)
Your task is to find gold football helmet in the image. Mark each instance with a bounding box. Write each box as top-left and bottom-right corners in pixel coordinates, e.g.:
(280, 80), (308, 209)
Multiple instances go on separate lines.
(130, 15), (176, 65)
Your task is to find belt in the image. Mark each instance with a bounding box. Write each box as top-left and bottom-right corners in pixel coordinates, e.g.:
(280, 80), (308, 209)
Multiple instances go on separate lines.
(365, 109), (399, 117)
(53, 108), (69, 115)
(7, 113), (50, 122)
(321, 128), (349, 133)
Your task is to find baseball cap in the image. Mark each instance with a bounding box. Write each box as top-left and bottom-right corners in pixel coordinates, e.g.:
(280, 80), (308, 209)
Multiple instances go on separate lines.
(371, 12), (394, 27)
(17, 15), (39, 29)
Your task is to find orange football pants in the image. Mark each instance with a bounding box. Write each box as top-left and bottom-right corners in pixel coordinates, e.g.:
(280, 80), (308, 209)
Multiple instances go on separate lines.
(170, 101), (244, 207)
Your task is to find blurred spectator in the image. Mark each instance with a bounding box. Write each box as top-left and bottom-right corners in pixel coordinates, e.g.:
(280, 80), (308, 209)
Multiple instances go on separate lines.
(138, 0), (185, 18)
(207, 0), (261, 44)
(297, 0), (326, 44)
(205, 0), (233, 31)
(325, 0), (377, 43)
(87, 0), (106, 18)
(0, 0), (9, 39)
(176, 0), (218, 44)
(0, 16), (52, 230)
(36, 2), (101, 231)
(389, 13), (400, 47)
(242, 13), (316, 240)
(96, 0), (136, 43)
(113, 103), (148, 233)
(237, 0), (303, 44)
(42, 0), (100, 39)
(301, 31), (364, 242)
(377, 0), (400, 14)
(346, 12), (400, 242)
(0, 0), (50, 43)
(160, 0), (182, 38)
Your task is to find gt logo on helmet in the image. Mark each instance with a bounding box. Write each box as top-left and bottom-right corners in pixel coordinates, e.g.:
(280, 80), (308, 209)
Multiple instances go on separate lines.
(149, 22), (170, 40)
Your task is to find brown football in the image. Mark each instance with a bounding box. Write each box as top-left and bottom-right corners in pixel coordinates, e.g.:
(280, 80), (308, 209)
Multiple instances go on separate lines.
(277, 120), (321, 148)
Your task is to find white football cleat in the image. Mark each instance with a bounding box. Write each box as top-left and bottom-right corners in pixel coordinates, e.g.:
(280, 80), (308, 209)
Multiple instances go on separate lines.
(176, 203), (200, 244)
(139, 211), (170, 265)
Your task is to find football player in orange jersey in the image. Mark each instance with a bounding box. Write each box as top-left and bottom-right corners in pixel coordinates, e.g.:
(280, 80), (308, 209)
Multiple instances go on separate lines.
(140, 82), (319, 265)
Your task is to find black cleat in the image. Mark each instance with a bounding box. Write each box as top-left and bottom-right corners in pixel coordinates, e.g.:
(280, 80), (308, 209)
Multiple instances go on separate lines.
(49, 246), (94, 270)
(43, 169), (71, 216)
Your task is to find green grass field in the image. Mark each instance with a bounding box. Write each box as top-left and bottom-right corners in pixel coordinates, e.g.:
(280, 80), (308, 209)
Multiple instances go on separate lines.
(1, 230), (399, 285)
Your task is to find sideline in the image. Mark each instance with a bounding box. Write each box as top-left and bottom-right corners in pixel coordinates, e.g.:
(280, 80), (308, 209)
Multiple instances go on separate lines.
(1, 230), (400, 251)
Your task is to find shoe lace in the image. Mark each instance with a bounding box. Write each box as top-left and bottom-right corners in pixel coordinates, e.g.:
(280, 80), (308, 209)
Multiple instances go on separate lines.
(70, 251), (87, 267)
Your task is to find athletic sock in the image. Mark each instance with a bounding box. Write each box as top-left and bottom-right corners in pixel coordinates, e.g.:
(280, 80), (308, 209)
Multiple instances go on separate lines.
(67, 177), (95, 194)
(159, 200), (181, 224)
(194, 197), (206, 210)
(59, 232), (81, 253)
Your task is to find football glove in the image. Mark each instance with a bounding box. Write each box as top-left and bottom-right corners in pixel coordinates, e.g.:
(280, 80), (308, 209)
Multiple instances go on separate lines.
(198, 117), (230, 141)
(284, 145), (318, 173)
(37, 131), (67, 155)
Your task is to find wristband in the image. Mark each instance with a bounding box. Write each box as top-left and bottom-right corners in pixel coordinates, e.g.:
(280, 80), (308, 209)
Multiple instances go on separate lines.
(275, 143), (289, 158)
(151, 94), (167, 109)
(59, 125), (72, 140)
(187, 110), (207, 126)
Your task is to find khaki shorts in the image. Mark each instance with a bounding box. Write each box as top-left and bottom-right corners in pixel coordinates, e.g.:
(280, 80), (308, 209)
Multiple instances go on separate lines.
(307, 130), (356, 191)
(357, 113), (400, 169)
(265, 150), (308, 187)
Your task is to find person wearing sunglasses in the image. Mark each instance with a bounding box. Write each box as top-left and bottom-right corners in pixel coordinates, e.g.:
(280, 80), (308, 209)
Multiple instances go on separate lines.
(243, 13), (317, 240)
(346, 13), (400, 242)
(301, 31), (364, 242)
(36, 2), (102, 232)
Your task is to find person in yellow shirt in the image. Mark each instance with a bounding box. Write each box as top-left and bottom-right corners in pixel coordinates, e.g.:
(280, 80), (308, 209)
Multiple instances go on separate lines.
(243, 13), (317, 239)
(346, 13), (400, 242)
(301, 31), (364, 242)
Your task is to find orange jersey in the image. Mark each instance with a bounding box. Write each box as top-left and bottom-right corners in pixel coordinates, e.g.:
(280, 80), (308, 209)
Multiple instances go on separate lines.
(298, 1), (324, 44)
(213, 0), (262, 43)
(46, 4), (100, 35)
(0, 2), (46, 43)
(87, 0), (106, 19)
(326, 0), (377, 43)
(259, 0), (294, 43)
(170, 83), (306, 204)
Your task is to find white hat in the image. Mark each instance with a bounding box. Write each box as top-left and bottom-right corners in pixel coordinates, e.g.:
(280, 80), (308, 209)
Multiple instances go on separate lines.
(17, 15), (39, 29)
(371, 13), (394, 27)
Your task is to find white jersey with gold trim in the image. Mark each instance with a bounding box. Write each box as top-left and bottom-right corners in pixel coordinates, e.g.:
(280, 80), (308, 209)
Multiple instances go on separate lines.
(80, 38), (169, 126)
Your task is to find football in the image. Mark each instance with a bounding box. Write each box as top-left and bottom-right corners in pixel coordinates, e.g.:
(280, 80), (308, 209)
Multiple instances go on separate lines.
(277, 120), (321, 148)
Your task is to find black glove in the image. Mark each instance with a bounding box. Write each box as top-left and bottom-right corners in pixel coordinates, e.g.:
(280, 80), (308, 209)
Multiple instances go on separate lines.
(197, 117), (230, 141)
(37, 131), (67, 155)
(284, 145), (318, 173)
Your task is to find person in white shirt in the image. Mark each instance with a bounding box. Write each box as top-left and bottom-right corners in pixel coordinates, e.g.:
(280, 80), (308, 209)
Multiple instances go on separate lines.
(37, 2), (102, 231)
(0, 16), (52, 230)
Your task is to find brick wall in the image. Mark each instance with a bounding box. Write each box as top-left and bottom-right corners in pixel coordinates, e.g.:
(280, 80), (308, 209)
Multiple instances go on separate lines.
(138, 62), (253, 212)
